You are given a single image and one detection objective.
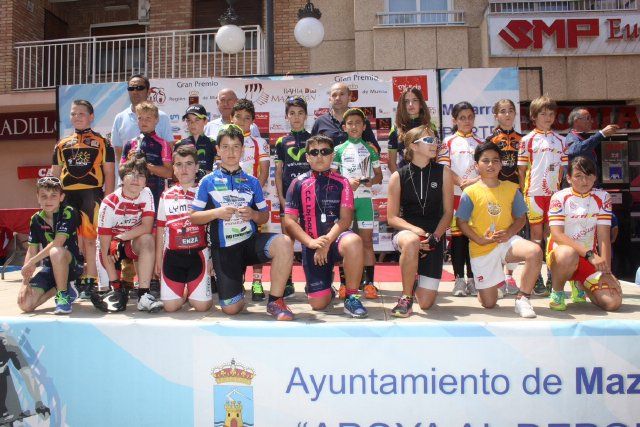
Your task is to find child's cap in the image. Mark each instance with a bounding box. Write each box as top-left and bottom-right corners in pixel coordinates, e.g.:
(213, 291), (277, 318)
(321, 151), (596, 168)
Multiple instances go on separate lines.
(182, 104), (208, 120)
(343, 107), (366, 121)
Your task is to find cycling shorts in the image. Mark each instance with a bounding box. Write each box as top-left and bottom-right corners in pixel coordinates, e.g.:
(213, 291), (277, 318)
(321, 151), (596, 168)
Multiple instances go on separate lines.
(30, 264), (82, 294)
(546, 241), (599, 285)
(161, 248), (212, 302)
(353, 197), (374, 230)
(392, 230), (444, 288)
(302, 231), (352, 298)
(526, 195), (551, 225)
(211, 233), (279, 306)
(65, 188), (103, 239)
(470, 235), (522, 290)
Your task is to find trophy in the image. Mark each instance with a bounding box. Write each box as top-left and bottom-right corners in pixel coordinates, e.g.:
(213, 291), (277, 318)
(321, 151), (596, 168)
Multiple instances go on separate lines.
(359, 156), (371, 183)
(487, 202), (502, 236)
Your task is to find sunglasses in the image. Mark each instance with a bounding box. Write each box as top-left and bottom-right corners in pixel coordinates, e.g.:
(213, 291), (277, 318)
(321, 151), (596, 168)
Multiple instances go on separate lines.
(412, 136), (438, 145)
(127, 85), (147, 92)
(37, 176), (61, 185)
(307, 148), (334, 157)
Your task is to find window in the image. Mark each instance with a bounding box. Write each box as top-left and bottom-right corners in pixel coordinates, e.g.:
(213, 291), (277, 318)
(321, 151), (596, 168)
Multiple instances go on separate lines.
(386, 0), (452, 25)
(90, 24), (146, 77)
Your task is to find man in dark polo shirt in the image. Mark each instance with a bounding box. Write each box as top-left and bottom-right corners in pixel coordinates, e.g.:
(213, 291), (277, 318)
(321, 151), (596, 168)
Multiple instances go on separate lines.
(311, 82), (380, 151)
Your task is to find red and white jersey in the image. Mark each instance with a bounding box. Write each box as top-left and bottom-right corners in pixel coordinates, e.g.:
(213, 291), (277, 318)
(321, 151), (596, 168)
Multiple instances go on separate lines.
(157, 184), (205, 250)
(97, 187), (155, 236)
(518, 129), (568, 196)
(548, 187), (612, 251)
(437, 131), (482, 196)
(240, 133), (270, 178)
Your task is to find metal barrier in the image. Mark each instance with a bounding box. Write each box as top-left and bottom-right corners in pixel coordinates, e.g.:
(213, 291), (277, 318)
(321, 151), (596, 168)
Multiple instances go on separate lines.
(14, 25), (266, 90)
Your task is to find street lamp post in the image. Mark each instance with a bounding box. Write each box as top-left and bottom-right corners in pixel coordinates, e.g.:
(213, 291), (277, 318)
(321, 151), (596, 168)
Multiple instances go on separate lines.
(294, 0), (324, 48)
(216, 0), (245, 54)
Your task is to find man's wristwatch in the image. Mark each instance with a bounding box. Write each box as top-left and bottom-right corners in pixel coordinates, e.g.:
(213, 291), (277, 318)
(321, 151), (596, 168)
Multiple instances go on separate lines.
(584, 250), (595, 260)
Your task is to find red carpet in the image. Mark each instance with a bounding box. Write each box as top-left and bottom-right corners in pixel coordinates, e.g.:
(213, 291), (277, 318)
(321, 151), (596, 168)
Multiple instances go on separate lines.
(245, 263), (455, 282)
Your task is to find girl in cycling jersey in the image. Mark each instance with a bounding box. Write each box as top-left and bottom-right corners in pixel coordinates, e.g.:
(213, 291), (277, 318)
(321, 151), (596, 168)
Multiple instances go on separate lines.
(387, 125), (453, 317)
(546, 156), (622, 312)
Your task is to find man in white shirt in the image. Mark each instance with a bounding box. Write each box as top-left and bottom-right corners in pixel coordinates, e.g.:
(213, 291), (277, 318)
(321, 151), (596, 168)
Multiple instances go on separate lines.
(111, 74), (174, 162)
(204, 88), (260, 139)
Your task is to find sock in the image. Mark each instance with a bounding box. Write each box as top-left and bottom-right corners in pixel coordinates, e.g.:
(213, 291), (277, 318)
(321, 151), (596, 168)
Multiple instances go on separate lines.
(339, 266), (346, 286)
(137, 288), (149, 298)
(364, 265), (375, 283)
(402, 294), (414, 301)
(505, 274), (512, 280)
(110, 280), (121, 290)
(268, 294), (281, 303)
(346, 287), (358, 297)
(516, 291), (531, 299)
(287, 275), (293, 285)
(253, 271), (262, 282)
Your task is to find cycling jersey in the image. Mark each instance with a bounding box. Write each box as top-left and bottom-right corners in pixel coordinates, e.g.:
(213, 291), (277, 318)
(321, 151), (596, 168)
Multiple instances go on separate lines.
(517, 129), (568, 197)
(275, 130), (312, 194)
(240, 133), (270, 178)
(548, 187), (612, 251)
(192, 168), (268, 248)
(52, 128), (115, 190)
(97, 187), (155, 237)
(285, 170), (354, 239)
(486, 127), (522, 183)
(28, 205), (82, 268)
(397, 162), (444, 233)
(157, 184), (206, 251)
(121, 132), (172, 204)
(387, 118), (423, 169)
(332, 138), (380, 198)
(437, 131), (482, 196)
(311, 112), (381, 151)
(174, 134), (217, 173)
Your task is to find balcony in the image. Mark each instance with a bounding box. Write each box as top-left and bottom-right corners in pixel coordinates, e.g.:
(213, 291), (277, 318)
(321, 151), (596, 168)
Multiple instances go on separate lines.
(14, 25), (266, 90)
(376, 11), (465, 27)
(488, 0), (637, 13)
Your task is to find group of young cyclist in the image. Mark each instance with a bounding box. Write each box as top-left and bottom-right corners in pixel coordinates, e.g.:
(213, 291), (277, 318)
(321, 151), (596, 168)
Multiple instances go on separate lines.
(16, 75), (623, 320)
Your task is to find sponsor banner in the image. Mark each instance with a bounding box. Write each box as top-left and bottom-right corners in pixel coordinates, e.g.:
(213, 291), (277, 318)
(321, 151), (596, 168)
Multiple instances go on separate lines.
(0, 318), (638, 426)
(17, 166), (53, 180)
(489, 13), (640, 57)
(0, 111), (57, 141)
(439, 67), (520, 139)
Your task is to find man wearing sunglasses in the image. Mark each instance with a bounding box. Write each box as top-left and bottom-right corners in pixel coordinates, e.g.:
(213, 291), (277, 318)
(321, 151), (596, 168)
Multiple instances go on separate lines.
(284, 135), (368, 318)
(111, 74), (174, 167)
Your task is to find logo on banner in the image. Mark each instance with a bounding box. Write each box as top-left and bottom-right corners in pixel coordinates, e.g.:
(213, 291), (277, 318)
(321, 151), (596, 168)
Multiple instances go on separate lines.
(392, 76), (428, 102)
(212, 359), (256, 426)
(149, 87), (166, 105)
(244, 83), (269, 106)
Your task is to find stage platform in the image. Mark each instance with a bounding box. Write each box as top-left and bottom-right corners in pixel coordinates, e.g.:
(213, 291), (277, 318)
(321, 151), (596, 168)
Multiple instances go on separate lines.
(1, 264), (639, 426)
(0, 263), (639, 322)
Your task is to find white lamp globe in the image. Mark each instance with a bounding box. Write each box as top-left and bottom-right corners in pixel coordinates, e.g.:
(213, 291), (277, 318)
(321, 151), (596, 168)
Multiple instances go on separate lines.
(216, 24), (245, 54)
(294, 17), (324, 48)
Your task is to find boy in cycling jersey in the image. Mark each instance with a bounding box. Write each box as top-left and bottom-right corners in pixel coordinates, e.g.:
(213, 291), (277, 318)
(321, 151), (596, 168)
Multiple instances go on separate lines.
(17, 177), (83, 315)
(156, 145), (212, 312)
(284, 135), (368, 318)
(230, 99), (278, 301)
(517, 96), (568, 295)
(190, 125), (295, 320)
(331, 108), (382, 299)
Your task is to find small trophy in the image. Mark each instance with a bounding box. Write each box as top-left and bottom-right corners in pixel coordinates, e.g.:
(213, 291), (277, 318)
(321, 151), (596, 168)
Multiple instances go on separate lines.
(487, 202), (502, 236)
(359, 156), (371, 183)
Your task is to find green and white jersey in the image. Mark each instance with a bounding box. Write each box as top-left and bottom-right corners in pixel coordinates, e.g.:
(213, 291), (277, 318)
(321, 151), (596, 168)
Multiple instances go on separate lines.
(332, 138), (380, 198)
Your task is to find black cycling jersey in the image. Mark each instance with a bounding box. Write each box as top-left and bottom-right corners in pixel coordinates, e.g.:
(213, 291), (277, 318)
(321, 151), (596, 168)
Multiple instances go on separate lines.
(27, 205), (82, 268)
(398, 161), (444, 233)
(174, 134), (217, 173)
(275, 130), (312, 194)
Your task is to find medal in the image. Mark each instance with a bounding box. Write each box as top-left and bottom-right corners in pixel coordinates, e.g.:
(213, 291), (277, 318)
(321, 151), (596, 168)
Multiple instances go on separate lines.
(321, 213), (327, 223)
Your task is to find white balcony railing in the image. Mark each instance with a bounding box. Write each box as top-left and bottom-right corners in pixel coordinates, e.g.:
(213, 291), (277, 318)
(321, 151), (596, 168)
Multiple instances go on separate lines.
(488, 0), (637, 13)
(14, 25), (266, 90)
(376, 11), (465, 27)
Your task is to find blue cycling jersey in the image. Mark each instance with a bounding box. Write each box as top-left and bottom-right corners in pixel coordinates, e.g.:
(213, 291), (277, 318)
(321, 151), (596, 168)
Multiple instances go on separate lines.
(192, 168), (268, 247)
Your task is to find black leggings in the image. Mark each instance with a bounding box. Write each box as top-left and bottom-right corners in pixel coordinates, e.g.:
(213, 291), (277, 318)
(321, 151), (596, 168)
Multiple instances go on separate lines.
(451, 235), (473, 279)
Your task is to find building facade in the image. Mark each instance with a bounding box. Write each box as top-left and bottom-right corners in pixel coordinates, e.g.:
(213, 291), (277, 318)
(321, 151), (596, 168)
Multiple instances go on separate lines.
(1, 0), (638, 275)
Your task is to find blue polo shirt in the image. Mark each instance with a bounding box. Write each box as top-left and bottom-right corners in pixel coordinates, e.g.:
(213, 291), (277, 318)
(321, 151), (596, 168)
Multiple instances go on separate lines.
(311, 112), (380, 151)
